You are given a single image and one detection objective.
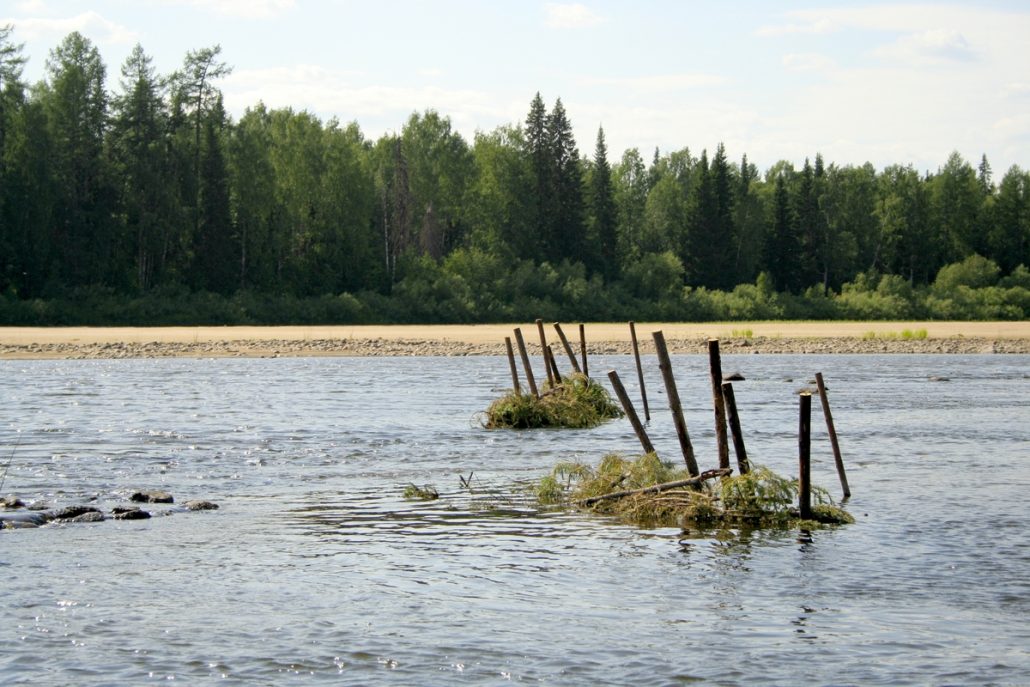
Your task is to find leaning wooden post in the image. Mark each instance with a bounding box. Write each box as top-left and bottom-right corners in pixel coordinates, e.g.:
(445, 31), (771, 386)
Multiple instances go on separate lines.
(536, 319), (554, 386)
(816, 372), (851, 499)
(608, 370), (656, 456)
(504, 336), (520, 395)
(546, 345), (561, 385)
(579, 323), (588, 377)
(799, 392), (813, 520)
(552, 322), (582, 374)
(513, 328), (539, 398)
(652, 330), (700, 476)
(707, 339), (730, 470)
(629, 321), (650, 422)
(721, 382), (750, 475)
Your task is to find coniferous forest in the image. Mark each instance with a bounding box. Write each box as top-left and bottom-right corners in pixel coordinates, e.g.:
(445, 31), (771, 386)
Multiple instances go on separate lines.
(1, 29), (1028, 325)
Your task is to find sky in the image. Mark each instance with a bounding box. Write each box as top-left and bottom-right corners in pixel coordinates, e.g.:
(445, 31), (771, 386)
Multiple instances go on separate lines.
(3, 0), (1029, 176)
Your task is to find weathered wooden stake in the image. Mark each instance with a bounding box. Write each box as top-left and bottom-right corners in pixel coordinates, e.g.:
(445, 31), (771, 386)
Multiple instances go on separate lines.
(504, 336), (520, 395)
(546, 344), (561, 385)
(607, 370), (656, 456)
(708, 339), (730, 470)
(652, 330), (700, 476)
(513, 327), (539, 398)
(815, 372), (851, 499)
(721, 381), (750, 475)
(579, 323), (588, 377)
(536, 319), (554, 386)
(799, 392), (813, 520)
(552, 322), (582, 374)
(629, 321), (650, 422)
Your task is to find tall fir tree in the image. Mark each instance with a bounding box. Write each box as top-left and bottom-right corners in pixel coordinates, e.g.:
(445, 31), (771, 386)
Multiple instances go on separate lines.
(588, 126), (618, 281)
(545, 98), (585, 264)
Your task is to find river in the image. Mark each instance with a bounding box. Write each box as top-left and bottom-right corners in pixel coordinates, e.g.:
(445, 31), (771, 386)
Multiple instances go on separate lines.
(1, 353), (1028, 685)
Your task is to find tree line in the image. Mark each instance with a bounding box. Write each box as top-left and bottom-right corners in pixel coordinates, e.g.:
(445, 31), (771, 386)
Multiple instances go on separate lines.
(1, 28), (1028, 324)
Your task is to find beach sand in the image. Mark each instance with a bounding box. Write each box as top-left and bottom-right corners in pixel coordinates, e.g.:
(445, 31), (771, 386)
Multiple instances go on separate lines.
(1, 322), (1028, 359)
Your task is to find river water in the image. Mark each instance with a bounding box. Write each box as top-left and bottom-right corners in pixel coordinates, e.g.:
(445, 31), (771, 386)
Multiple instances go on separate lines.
(1, 353), (1027, 685)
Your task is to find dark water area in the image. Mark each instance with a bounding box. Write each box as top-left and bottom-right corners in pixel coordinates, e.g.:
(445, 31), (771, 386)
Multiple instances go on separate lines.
(1, 354), (1028, 685)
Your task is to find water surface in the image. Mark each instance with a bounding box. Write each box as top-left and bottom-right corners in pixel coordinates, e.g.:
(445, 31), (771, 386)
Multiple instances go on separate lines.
(2, 354), (1028, 685)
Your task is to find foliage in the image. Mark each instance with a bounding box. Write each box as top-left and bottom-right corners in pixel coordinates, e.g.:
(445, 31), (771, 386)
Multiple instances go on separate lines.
(0, 26), (1028, 323)
(483, 373), (622, 429)
(535, 455), (852, 530)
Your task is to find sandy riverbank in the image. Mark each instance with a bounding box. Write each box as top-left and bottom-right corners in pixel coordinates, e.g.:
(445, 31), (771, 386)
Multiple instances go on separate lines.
(1, 322), (1028, 359)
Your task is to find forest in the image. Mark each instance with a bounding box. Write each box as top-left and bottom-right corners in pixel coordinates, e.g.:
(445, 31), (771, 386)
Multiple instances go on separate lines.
(1, 28), (1028, 325)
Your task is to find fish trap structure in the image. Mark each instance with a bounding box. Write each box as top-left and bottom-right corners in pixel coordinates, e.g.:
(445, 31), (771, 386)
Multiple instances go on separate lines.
(523, 325), (853, 530)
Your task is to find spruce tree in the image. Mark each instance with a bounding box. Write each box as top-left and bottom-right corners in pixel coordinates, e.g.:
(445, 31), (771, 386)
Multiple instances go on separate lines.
(589, 126), (618, 281)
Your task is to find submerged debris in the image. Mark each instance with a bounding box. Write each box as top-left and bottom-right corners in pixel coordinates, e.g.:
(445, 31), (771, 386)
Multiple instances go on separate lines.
(482, 373), (623, 429)
(535, 453), (852, 530)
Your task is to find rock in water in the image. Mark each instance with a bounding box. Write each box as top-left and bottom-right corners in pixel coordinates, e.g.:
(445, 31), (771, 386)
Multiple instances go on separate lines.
(112, 506), (151, 520)
(130, 490), (174, 504)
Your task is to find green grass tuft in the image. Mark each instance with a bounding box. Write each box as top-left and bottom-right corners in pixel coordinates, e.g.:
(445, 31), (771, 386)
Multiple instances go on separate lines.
(483, 373), (623, 429)
(534, 454), (852, 530)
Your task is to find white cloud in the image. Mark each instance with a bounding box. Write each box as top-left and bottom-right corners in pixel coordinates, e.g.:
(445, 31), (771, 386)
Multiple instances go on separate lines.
(544, 3), (604, 30)
(782, 53), (836, 72)
(159, 0), (295, 19)
(2, 11), (138, 44)
(583, 73), (724, 93)
(1003, 82), (1030, 100)
(873, 28), (976, 65)
(223, 65), (516, 136)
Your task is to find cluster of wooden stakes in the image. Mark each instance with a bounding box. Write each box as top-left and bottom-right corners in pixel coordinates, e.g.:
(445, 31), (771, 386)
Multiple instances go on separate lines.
(502, 320), (852, 519)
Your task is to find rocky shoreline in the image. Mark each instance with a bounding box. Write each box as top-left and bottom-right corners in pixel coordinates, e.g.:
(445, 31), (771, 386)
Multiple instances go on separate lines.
(1, 335), (1027, 359)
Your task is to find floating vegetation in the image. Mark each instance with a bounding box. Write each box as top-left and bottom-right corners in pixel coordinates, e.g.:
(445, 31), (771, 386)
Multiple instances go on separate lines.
(482, 373), (623, 429)
(402, 484), (439, 501)
(535, 454), (852, 530)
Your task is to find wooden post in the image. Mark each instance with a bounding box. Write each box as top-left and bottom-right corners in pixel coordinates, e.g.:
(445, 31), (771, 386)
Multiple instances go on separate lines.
(708, 339), (730, 470)
(536, 319), (554, 386)
(721, 381), (750, 475)
(652, 330), (699, 476)
(504, 336), (520, 395)
(552, 323), (582, 374)
(816, 372), (851, 499)
(513, 328), (539, 398)
(579, 323), (588, 377)
(629, 321), (650, 422)
(546, 344), (561, 385)
(799, 392), (812, 520)
(607, 370), (656, 456)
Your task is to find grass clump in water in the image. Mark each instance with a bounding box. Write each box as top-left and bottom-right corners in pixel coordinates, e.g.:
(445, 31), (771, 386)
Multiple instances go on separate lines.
(403, 484), (439, 500)
(483, 373), (623, 429)
(535, 454), (852, 530)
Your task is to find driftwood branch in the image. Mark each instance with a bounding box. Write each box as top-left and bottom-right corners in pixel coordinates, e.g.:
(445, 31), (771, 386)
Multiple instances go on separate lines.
(576, 468), (731, 507)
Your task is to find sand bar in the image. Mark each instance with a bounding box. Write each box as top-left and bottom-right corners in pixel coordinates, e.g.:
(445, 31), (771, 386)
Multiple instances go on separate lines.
(1, 321), (1028, 359)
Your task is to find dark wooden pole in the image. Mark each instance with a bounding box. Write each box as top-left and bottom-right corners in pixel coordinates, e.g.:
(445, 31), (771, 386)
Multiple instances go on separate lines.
(799, 392), (813, 520)
(721, 381), (750, 475)
(579, 323), (588, 377)
(708, 339), (730, 470)
(629, 321), (650, 421)
(652, 330), (699, 476)
(607, 370), (656, 456)
(513, 327), (539, 398)
(815, 372), (851, 499)
(536, 319), (554, 386)
(552, 323), (582, 374)
(505, 336), (520, 395)
(546, 344), (561, 384)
